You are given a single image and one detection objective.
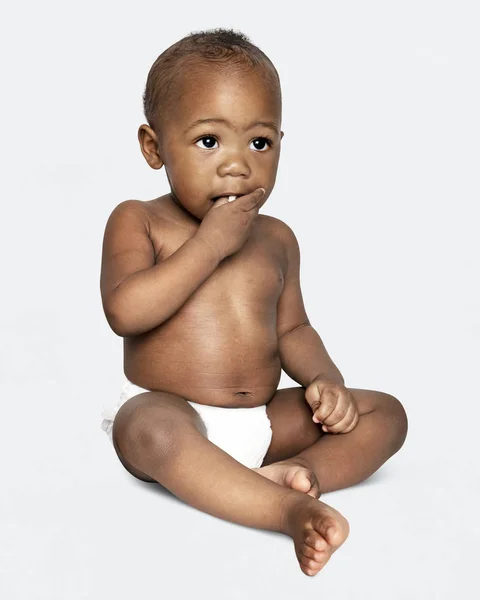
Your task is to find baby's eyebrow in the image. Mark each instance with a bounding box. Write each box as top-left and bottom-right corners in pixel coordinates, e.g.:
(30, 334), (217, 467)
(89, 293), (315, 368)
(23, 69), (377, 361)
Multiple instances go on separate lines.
(184, 118), (279, 135)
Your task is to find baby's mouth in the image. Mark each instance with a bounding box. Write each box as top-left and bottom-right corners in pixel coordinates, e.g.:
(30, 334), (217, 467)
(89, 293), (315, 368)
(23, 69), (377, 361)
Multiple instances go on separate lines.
(212, 194), (242, 203)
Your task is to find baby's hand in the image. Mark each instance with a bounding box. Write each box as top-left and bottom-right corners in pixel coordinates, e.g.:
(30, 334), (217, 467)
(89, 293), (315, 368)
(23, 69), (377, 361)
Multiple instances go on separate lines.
(305, 379), (359, 434)
(196, 187), (267, 261)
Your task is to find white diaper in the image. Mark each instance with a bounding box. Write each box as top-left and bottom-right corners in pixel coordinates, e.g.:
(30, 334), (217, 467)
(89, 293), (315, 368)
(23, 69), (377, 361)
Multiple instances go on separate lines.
(101, 378), (273, 469)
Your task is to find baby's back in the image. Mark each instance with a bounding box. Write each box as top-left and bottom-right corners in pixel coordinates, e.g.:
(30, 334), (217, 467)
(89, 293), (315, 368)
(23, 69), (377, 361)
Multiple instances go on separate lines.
(101, 196), (287, 408)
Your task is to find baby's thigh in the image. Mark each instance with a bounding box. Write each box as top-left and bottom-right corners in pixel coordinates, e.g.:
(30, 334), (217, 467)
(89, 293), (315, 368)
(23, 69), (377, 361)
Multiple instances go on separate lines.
(262, 387), (324, 466)
(112, 391), (207, 482)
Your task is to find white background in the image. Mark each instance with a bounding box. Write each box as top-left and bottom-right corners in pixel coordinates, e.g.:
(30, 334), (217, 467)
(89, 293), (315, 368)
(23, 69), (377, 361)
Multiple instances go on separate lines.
(1, 1), (478, 598)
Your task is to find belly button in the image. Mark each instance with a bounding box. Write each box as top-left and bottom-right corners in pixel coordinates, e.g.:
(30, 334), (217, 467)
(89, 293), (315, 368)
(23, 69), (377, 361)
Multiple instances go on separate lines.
(236, 391), (253, 396)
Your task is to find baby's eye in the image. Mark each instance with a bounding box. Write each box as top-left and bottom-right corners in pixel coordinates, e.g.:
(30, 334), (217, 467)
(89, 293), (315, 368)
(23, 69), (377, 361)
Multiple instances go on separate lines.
(250, 137), (272, 152)
(195, 136), (218, 149)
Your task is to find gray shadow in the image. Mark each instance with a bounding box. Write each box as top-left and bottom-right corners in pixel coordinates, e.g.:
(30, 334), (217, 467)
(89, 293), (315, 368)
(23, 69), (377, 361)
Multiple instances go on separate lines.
(129, 476), (180, 500)
(352, 468), (388, 489)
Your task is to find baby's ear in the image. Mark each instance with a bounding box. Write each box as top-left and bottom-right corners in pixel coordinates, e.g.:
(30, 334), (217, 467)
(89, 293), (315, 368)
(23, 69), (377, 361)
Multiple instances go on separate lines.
(138, 124), (164, 170)
(280, 130), (284, 140)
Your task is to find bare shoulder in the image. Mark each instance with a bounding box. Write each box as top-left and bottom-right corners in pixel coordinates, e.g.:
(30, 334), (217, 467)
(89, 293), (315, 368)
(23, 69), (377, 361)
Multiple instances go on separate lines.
(255, 215), (300, 279)
(105, 198), (170, 246)
(107, 198), (156, 225)
(103, 201), (149, 243)
(258, 214), (299, 249)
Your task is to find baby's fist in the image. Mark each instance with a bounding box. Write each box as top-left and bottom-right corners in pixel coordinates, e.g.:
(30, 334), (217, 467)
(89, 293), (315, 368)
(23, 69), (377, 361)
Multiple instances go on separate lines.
(305, 379), (359, 434)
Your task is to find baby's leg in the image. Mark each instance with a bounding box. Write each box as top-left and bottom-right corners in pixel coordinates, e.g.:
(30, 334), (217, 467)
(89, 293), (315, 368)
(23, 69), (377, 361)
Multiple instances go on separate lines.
(111, 391), (349, 576)
(112, 390), (298, 530)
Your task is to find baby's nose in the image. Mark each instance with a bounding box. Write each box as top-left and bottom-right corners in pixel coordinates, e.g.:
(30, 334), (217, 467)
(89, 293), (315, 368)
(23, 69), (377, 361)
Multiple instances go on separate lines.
(217, 151), (251, 178)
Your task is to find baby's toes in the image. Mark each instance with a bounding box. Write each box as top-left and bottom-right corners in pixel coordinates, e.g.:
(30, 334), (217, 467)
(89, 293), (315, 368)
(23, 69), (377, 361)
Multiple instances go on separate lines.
(291, 469), (321, 498)
(303, 542), (328, 565)
(305, 532), (329, 553)
(299, 542), (328, 575)
(312, 513), (349, 549)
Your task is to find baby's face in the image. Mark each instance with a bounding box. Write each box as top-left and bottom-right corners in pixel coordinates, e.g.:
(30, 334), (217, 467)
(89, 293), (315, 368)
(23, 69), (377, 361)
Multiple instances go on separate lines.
(155, 66), (283, 220)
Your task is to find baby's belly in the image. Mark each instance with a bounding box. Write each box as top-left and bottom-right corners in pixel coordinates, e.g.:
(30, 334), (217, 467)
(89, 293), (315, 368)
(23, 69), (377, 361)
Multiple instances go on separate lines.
(123, 318), (282, 408)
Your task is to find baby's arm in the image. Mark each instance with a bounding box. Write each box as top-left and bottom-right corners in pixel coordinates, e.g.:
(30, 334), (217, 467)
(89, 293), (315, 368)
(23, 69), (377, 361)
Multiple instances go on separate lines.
(100, 201), (220, 336)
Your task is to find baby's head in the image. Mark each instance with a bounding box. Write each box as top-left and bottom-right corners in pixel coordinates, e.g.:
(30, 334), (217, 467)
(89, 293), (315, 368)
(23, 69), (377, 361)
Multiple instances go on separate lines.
(138, 28), (284, 220)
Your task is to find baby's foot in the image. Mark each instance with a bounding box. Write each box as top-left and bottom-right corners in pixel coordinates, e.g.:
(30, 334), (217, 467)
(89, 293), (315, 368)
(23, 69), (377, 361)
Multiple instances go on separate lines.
(253, 458), (321, 498)
(282, 494), (350, 577)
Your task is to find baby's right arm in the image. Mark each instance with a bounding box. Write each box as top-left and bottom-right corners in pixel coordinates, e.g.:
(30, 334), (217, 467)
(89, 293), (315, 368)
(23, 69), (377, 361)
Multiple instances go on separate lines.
(100, 201), (221, 337)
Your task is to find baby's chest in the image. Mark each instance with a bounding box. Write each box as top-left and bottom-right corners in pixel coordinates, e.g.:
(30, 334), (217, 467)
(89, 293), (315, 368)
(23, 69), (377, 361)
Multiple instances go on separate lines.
(213, 247), (285, 304)
(152, 214), (286, 305)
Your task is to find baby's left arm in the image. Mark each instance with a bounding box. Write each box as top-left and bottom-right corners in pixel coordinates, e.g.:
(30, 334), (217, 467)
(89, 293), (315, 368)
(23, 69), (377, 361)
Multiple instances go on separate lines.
(275, 220), (358, 434)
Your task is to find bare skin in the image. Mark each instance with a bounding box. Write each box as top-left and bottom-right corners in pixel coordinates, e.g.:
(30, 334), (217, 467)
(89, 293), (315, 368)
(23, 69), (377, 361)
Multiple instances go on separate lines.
(101, 60), (408, 577)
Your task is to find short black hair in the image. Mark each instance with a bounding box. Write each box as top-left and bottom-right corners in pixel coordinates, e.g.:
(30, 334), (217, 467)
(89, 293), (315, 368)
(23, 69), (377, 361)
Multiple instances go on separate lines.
(142, 28), (281, 133)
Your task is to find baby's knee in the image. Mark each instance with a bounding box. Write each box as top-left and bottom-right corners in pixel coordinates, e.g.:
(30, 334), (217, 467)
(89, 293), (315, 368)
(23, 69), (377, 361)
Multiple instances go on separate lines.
(113, 393), (196, 465)
(383, 394), (408, 449)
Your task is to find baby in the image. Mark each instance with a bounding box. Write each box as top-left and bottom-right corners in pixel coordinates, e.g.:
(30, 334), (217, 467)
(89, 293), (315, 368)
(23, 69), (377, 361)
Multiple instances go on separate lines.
(100, 28), (408, 577)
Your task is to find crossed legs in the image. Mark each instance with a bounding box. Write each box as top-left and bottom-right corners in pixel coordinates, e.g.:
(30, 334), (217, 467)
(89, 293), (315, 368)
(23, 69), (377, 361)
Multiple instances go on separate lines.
(259, 386), (408, 495)
(110, 386), (407, 576)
